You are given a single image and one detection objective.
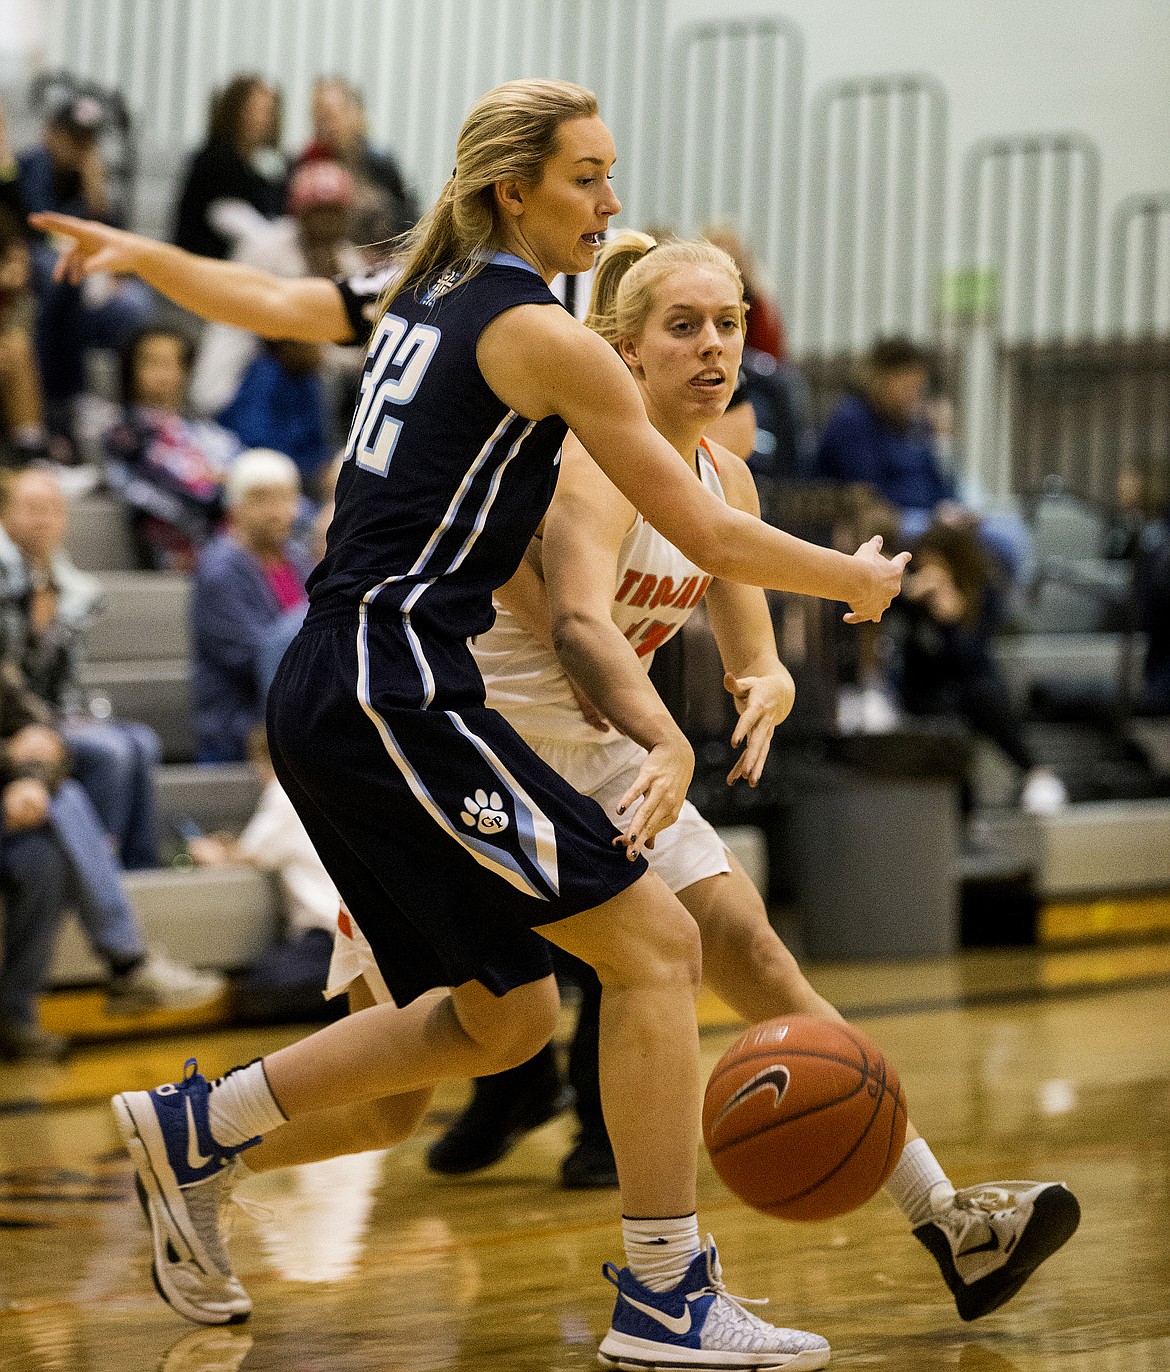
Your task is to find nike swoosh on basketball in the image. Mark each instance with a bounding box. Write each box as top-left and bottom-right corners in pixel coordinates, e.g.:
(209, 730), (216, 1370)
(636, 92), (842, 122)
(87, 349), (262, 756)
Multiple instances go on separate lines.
(185, 1099), (214, 1170)
(712, 1065), (791, 1132)
(621, 1293), (692, 1336)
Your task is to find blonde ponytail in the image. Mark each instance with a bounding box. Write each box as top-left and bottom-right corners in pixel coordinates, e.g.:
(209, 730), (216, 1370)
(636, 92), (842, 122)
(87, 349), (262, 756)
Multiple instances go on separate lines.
(380, 78), (599, 316)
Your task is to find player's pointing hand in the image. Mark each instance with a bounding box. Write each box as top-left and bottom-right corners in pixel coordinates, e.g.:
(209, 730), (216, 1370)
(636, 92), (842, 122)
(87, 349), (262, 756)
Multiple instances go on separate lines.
(28, 212), (147, 285)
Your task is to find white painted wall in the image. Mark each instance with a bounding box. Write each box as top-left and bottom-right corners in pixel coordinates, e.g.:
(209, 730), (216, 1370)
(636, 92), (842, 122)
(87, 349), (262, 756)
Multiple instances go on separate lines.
(668, 0), (1170, 324)
(0, 0), (45, 79)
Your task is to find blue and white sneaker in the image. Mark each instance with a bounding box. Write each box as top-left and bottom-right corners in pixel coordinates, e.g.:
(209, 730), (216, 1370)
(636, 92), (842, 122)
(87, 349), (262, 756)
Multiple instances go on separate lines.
(597, 1237), (830, 1370)
(113, 1059), (259, 1325)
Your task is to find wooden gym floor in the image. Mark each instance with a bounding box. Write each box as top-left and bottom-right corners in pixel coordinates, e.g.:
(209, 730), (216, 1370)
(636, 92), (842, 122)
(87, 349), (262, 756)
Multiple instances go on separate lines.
(2, 940), (1169, 1371)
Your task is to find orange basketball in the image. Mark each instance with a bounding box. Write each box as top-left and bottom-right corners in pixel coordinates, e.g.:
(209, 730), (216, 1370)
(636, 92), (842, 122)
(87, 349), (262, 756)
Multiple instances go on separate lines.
(703, 1015), (908, 1222)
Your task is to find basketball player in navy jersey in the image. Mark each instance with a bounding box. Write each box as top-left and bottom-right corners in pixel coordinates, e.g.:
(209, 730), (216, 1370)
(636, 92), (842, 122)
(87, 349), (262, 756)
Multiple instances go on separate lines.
(35, 81), (908, 1367)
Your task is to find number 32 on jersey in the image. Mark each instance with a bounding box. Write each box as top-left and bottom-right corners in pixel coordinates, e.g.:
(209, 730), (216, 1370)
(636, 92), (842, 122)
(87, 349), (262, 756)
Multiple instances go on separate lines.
(344, 312), (441, 477)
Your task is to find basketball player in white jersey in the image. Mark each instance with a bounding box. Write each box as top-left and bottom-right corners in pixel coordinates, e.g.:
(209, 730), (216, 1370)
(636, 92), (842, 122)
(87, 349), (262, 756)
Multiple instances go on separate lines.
(332, 231), (1081, 1324)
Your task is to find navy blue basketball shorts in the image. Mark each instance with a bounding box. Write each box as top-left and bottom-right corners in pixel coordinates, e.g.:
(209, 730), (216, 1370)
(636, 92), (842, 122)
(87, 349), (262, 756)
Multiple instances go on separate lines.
(266, 609), (649, 1007)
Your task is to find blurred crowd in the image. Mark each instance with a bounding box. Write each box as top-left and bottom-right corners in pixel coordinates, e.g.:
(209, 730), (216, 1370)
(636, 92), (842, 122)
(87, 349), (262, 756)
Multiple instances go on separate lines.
(0, 70), (1167, 1060)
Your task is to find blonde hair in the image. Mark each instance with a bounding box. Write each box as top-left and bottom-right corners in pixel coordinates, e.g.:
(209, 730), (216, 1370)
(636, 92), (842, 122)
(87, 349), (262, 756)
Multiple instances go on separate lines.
(382, 78), (599, 313)
(585, 230), (746, 348)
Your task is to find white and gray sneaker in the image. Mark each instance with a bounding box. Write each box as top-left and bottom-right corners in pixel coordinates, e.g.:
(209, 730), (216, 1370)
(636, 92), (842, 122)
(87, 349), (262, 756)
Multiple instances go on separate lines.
(914, 1180), (1080, 1320)
(107, 953), (225, 1016)
(598, 1236), (830, 1369)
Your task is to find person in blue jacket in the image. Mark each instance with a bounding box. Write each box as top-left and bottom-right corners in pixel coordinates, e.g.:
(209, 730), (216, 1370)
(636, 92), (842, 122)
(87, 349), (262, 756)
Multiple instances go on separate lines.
(816, 337), (955, 526)
(190, 449), (312, 764)
(817, 337), (1031, 587)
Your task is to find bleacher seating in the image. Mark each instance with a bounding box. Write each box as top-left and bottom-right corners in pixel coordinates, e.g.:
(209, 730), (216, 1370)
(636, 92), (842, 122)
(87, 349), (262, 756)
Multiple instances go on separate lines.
(37, 458), (1170, 999)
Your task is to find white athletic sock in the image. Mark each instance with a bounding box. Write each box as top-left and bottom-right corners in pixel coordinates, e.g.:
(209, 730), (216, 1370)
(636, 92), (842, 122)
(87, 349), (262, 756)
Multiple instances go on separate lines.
(207, 1060), (287, 1148)
(885, 1137), (953, 1227)
(622, 1214), (701, 1293)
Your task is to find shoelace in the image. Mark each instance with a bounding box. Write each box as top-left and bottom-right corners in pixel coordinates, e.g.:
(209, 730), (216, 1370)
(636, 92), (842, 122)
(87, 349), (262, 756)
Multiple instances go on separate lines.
(951, 1181), (1034, 1219)
(687, 1237), (771, 1331)
(218, 1163), (273, 1242)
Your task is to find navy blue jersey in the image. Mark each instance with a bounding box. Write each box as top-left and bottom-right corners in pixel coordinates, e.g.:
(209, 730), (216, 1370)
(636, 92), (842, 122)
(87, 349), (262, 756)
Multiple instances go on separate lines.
(308, 255), (567, 708)
(268, 254), (648, 1000)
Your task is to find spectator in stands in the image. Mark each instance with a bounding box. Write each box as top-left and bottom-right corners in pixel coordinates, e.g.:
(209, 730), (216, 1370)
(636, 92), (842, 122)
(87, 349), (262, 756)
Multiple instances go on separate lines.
(816, 338), (955, 530)
(816, 338), (1031, 591)
(257, 454), (339, 699)
(172, 75), (287, 261)
(0, 467), (164, 867)
(191, 450), (311, 764)
(219, 339), (329, 490)
(0, 662), (222, 1062)
(17, 90), (154, 453)
(0, 203), (51, 467)
(188, 725), (340, 1023)
(699, 226), (812, 474)
(188, 159), (364, 433)
(298, 76), (419, 247)
(103, 326), (242, 571)
(893, 522), (1067, 815)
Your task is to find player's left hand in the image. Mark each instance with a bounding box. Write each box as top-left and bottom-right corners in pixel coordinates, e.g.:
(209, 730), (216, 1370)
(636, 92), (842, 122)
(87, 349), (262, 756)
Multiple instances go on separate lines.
(724, 668), (795, 787)
(613, 734), (694, 860)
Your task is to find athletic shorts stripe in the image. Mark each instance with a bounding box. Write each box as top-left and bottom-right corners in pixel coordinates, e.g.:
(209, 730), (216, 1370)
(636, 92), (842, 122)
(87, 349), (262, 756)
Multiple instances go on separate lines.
(445, 708), (561, 896)
(355, 609), (549, 899)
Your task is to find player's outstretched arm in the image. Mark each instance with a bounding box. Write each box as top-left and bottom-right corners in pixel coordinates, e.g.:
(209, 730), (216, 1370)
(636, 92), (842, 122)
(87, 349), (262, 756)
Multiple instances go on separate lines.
(479, 304), (909, 623)
(27, 212), (354, 343)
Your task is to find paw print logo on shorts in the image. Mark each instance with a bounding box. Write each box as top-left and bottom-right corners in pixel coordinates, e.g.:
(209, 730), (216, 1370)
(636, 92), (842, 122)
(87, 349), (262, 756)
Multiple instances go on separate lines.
(461, 789), (510, 835)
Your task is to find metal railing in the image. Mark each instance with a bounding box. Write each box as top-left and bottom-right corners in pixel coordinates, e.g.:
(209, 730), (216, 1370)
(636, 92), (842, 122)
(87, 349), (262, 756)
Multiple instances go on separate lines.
(655, 16), (804, 313)
(801, 74), (946, 355)
(1110, 191), (1170, 339)
(958, 132), (1101, 344)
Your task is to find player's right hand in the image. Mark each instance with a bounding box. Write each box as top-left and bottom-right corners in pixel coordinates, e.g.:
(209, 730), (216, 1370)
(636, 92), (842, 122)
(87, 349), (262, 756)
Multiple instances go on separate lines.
(27, 212), (148, 285)
(843, 535), (911, 624)
(613, 734), (694, 860)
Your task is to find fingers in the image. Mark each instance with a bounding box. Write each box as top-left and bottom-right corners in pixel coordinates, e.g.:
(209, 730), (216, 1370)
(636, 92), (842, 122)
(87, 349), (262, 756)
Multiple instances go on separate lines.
(868, 534), (884, 553)
(615, 773), (647, 818)
(614, 770), (684, 859)
(891, 550), (913, 571)
(730, 701), (763, 749)
(843, 609), (882, 624)
(727, 721), (774, 786)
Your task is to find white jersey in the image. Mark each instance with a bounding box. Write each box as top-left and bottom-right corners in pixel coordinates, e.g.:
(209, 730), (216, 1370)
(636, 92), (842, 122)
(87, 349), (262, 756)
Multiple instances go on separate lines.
(472, 439), (726, 745)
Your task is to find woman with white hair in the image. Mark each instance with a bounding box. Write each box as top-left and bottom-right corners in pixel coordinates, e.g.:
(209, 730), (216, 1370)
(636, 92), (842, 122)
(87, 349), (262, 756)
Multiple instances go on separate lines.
(190, 448), (311, 763)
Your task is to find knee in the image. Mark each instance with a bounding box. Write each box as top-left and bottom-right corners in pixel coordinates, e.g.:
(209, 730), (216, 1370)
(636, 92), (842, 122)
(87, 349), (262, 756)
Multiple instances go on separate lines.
(471, 979), (560, 1075)
(124, 723), (162, 769)
(606, 903), (703, 996)
(73, 726), (133, 775)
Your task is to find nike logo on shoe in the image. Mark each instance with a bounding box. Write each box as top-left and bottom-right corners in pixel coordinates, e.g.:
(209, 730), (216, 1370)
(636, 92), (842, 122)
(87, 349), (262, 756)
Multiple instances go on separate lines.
(621, 1293), (693, 1335)
(186, 1098), (214, 1170)
(958, 1229), (1000, 1258)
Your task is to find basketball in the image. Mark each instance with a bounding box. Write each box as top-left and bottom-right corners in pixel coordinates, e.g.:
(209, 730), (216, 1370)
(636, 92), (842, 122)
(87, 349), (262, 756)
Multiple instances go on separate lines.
(703, 1015), (908, 1222)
